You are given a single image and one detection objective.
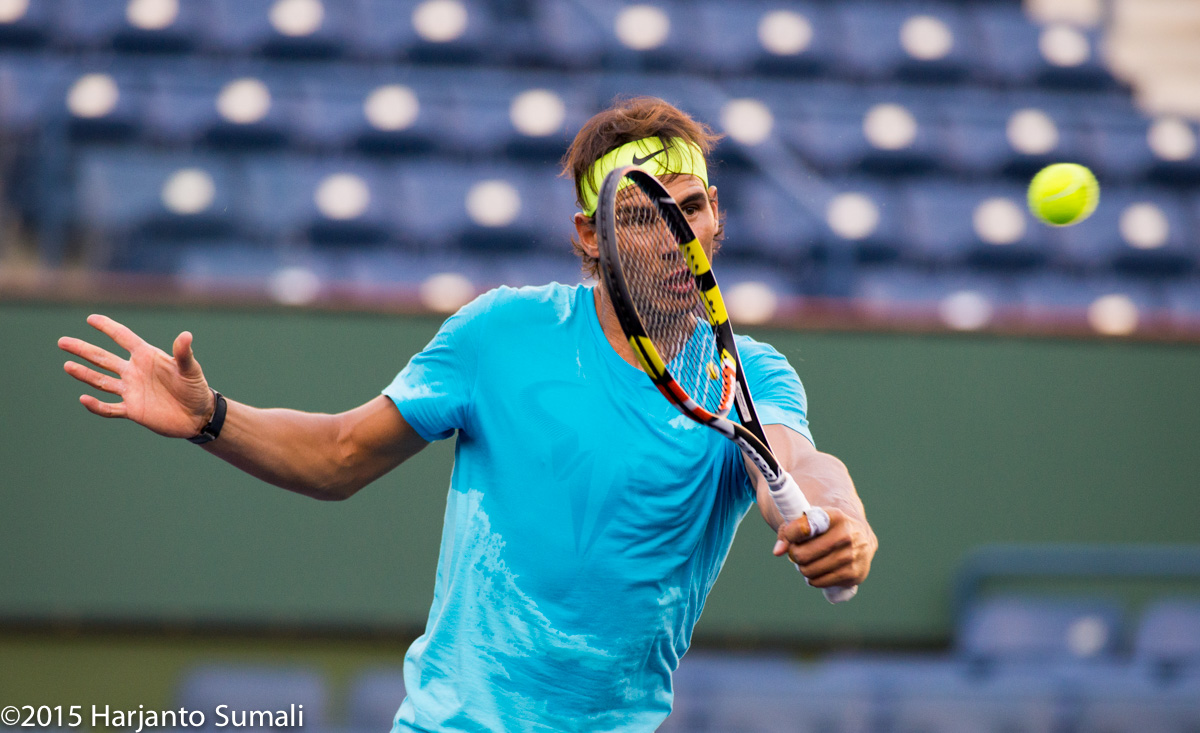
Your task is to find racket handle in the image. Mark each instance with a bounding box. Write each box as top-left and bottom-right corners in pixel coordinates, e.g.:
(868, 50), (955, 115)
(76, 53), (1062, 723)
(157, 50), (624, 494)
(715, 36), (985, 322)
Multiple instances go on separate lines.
(770, 473), (859, 604)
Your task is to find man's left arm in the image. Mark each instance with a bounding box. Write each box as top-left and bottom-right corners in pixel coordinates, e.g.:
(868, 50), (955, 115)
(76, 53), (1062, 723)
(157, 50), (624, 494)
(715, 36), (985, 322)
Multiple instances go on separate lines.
(749, 425), (877, 591)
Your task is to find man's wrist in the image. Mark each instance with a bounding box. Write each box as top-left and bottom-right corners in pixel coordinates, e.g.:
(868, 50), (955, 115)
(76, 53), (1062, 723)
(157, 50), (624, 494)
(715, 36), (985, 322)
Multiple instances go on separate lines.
(189, 389), (227, 444)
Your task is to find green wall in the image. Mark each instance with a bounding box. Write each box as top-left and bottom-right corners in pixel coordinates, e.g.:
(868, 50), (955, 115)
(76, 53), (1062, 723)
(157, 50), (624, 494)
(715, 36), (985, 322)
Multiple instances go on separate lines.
(3, 301), (1199, 646)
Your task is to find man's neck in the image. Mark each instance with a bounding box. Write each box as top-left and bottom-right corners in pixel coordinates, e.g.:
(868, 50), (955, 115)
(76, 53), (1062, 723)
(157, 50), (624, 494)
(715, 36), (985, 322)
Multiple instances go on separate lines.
(591, 285), (642, 370)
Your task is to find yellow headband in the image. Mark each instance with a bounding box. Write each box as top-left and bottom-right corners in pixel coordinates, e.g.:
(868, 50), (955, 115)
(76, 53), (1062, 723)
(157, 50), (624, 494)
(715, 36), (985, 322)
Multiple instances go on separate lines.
(580, 137), (709, 216)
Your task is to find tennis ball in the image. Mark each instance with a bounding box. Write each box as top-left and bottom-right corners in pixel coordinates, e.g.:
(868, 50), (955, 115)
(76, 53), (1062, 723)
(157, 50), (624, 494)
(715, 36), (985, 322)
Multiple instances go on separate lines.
(1027, 163), (1100, 226)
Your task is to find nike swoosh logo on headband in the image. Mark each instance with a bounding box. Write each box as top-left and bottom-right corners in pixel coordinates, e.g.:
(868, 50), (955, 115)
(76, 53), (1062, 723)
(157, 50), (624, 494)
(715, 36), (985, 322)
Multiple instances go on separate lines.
(631, 148), (666, 166)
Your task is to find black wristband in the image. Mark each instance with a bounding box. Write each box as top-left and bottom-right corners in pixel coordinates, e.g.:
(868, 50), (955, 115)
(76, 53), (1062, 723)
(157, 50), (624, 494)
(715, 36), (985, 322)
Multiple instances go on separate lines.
(188, 390), (227, 445)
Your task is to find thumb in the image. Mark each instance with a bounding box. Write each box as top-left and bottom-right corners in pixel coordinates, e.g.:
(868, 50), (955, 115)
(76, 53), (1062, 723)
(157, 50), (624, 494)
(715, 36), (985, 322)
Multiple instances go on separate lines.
(773, 521), (801, 556)
(173, 331), (199, 375)
(776, 514), (815, 551)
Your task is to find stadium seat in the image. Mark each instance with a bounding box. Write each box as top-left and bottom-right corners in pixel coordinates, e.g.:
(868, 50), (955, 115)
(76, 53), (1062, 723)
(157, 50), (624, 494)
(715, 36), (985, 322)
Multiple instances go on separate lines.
(801, 656), (1062, 733)
(1069, 664), (1200, 733)
(0, 53), (71, 135)
(74, 149), (243, 267)
(940, 95), (1087, 179)
(243, 155), (396, 247)
(53, 0), (204, 54)
(818, 178), (906, 266)
(341, 251), (585, 304)
(592, 72), (721, 127)
(586, 1), (699, 73)
(883, 660), (1061, 733)
(692, 1), (844, 78)
(388, 160), (468, 249)
(958, 596), (1125, 666)
(778, 87), (945, 176)
(833, 1), (981, 83)
(455, 251), (586, 288)
(440, 72), (597, 162)
(392, 161), (575, 254)
(345, 667), (406, 732)
(970, 4), (1117, 90)
(1014, 273), (1165, 330)
(1051, 188), (1196, 276)
(144, 70), (299, 148)
(506, 0), (608, 71)
(348, 0), (497, 64)
(1164, 278), (1200, 334)
(1079, 111), (1163, 184)
(203, 0), (355, 59)
(665, 652), (873, 733)
(59, 63), (149, 142)
(767, 82), (854, 172)
(1021, 88), (1145, 173)
(0, 0), (55, 48)
(1145, 117), (1200, 186)
(851, 266), (1018, 328)
(1134, 599), (1200, 678)
(176, 665), (329, 731)
(293, 74), (452, 154)
(718, 76), (814, 125)
(902, 180), (1052, 270)
(928, 88), (1006, 177)
(716, 170), (824, 265)
(446, 94), (555, 161)
(1190, 188), (1200, 242)
(177, 242), (342, 294)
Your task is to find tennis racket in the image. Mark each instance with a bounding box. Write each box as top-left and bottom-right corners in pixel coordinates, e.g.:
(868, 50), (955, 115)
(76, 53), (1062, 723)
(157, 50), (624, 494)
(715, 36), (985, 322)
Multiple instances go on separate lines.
(595, 165), (857, 604)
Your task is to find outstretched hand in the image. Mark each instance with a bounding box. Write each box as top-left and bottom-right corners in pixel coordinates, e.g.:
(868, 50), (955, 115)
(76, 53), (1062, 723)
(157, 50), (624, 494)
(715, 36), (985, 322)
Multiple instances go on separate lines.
(58, 314), (215, 439)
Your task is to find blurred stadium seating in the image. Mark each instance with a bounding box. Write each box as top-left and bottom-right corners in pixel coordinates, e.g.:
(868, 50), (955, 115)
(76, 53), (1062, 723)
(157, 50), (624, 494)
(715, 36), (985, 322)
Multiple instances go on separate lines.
(0, 0), (1198, 333)
(161, 593), (1200, 733)
(177, 664), (330, 731)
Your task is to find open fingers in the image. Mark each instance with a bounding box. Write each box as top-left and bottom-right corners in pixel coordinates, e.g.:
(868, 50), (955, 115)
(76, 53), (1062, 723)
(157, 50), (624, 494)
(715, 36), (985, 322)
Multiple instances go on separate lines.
(87, 314), (147, 354)
(64, 360), (123, 395)
(58, 336), (126, 374)
(79, 394), (127, 419)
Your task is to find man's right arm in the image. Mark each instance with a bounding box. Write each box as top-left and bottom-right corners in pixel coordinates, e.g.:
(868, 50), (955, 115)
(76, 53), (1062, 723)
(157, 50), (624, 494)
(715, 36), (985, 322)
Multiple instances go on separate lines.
(59, 314), (427, 501)
(201, 395), (427, 501)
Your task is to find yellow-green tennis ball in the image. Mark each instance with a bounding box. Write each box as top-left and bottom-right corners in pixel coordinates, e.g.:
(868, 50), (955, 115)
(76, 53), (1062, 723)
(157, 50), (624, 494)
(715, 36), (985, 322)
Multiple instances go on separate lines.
(1027, 163), (1100, 226)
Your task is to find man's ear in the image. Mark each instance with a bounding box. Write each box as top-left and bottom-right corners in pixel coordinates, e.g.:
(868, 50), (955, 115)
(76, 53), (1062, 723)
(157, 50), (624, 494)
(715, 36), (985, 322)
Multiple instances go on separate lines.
(708, 185), (719, 219)
(573, 212), (599, 258)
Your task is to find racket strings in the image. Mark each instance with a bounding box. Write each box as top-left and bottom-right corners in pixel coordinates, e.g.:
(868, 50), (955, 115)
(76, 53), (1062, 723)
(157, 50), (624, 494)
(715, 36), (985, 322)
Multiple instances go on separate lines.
(614, 182), (728, 417)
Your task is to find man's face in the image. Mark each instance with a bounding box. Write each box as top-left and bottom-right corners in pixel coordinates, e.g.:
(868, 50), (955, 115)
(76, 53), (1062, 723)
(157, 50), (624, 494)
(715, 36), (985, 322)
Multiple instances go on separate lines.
(605, 174), (720, 328)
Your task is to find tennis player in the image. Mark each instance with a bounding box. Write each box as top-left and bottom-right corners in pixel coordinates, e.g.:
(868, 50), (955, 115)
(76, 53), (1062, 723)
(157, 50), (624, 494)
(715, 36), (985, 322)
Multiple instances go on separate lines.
(58, 96), (876, 732)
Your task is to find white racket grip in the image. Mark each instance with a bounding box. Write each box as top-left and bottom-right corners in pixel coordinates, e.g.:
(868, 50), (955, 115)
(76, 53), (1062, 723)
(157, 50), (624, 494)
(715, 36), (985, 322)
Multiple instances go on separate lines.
(770, 473), (860, 604)
(768, 471), (813, 518)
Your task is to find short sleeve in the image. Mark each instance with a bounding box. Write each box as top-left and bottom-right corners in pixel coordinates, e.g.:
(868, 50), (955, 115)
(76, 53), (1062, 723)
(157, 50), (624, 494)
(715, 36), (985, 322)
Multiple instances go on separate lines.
(382, 291), (497, 442)
(737, 337), (814, 447)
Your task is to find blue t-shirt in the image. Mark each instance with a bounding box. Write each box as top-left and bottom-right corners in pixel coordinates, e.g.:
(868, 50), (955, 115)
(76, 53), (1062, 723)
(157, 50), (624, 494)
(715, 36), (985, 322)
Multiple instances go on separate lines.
(383, 283), (811, 732)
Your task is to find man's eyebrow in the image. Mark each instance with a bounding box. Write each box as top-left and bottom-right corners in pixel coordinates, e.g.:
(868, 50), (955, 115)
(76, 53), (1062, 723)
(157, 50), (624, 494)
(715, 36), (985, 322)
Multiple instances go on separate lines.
(676, 191), (709, 209)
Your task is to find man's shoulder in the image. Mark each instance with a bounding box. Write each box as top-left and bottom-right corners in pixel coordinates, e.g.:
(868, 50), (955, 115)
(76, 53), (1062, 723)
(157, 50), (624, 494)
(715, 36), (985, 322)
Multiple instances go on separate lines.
(462, 282), (586, 325)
